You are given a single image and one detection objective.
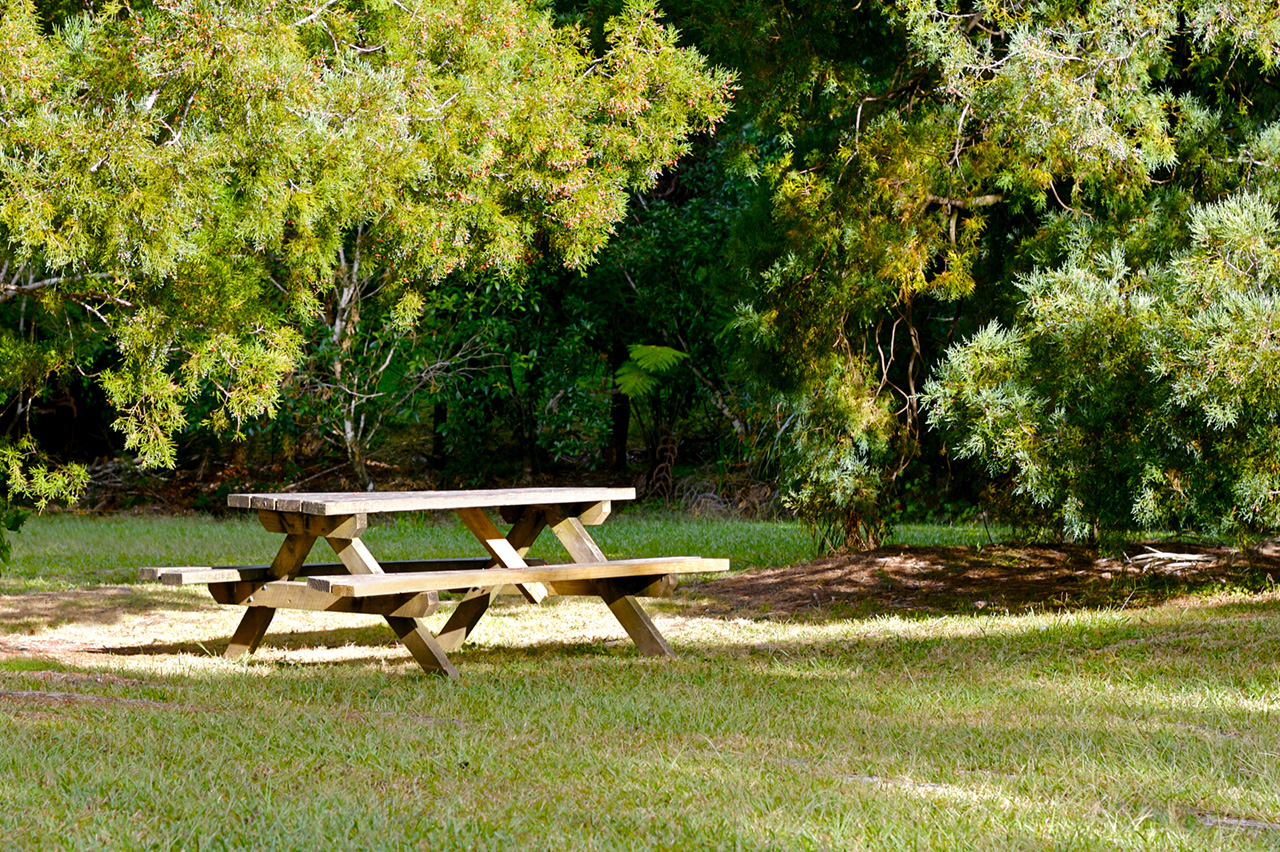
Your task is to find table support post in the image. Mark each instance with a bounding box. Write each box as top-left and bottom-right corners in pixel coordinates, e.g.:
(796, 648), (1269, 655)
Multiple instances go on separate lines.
(327, 523), (460, 678)
(549, 510), (675, 659)
(223, 523), (317, 660)
(599, 581), (675, 658)
(386, 615), (459, 677)
(436, 507), (549, 651)
(435, 587), (500, 652)
(224, 606), (276, 659)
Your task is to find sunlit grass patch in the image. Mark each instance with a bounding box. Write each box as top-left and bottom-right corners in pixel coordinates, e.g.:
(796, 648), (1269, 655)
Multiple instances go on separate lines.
(3, 513), (1280, 849)
(4, 592), (1280, 850)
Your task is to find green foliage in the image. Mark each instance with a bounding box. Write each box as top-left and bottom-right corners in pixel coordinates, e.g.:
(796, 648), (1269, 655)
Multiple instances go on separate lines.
(0, 0), (733, 490)
(925, 191), (1280, 542)
(0, 436), (87, 561)
(778, 358), (900, 550)
(616, 0), (1280, 547)
(614, 343), (688, 398)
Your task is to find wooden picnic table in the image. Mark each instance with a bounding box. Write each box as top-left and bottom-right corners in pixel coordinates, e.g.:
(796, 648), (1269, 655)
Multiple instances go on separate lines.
(141, 487), (728, 676)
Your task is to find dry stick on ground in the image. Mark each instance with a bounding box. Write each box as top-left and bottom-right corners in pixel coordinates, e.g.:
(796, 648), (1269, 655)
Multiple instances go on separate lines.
(1126, 546), (1219, 575)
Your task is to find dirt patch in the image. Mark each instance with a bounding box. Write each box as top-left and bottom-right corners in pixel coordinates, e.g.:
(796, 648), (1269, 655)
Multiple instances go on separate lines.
(3, 542), (1278, 670)
(690, 541), (1280, 618)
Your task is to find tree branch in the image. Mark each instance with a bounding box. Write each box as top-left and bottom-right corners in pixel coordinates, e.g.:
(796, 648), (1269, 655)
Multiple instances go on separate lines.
(924, 193), (1003, 209)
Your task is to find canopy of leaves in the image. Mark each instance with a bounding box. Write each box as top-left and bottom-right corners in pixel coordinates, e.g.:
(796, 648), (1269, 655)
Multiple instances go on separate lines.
(0, 0), (732, 474)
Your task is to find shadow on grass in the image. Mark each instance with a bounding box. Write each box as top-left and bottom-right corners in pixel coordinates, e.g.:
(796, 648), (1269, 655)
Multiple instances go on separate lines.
(0, 586), (210, 635)
(683, 541), (1280, 622)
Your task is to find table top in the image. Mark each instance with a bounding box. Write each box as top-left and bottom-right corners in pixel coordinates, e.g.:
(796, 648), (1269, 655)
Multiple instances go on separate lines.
(228, 487), (636, 516)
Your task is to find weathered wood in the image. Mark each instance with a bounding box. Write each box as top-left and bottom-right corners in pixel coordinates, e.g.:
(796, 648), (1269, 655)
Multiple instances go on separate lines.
(435, 587), (500, 652)
(548, 513), (608, 563)
(208, 580), (439, 618)
(209, 486), (719, 673)
(497, 500), (610, 526)
(228, 487), (635, 517)
(270, 534), (315, 579)
(308, 557), (728, 598)
(578, 500), (612, 526)
(599, 581), (675, 658)
(386, 615), (458, 677)
(224, 607), (275, 659)
(145, 557), (510, 586)
(325, 534), (383, 575)
(159, 566), (258, 585)
(323, 526), (459, 677)
(545, 574), (678, 599)
(257, 511), (366, 539)
(454, 506), (548, 604)
(224, 528), (316, 659)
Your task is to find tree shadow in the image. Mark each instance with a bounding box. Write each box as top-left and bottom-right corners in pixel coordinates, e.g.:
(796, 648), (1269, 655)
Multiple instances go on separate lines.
(682, 541), (1280, 622)
(0, 586), (210, 634)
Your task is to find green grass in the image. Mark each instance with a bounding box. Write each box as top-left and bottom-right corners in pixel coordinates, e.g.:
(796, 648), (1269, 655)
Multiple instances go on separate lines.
(0, 510), (1008, 593)
(0, 509), (821, 593)
(1, 513), (1278, 850)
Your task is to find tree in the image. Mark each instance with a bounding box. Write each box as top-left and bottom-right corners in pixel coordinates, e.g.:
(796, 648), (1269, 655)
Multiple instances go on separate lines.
(616, 0), (1280, 547)
(924, 189), (1280, 543)
(0, 0), (733, 500)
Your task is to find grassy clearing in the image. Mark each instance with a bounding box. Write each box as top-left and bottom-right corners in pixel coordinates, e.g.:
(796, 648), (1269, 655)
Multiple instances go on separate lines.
(0, 510), (1008, 594)
(0, 509), (820, 593)
(1, 513), (1278, 850)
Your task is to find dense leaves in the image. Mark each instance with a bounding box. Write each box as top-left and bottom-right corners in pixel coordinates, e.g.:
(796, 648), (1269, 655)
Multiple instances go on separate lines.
(0, 0), (730, 497)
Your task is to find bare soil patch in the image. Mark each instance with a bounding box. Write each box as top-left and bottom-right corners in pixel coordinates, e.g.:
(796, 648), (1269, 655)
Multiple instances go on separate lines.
(3, 542), (1278, 671)
(691, 541), (1280, 618)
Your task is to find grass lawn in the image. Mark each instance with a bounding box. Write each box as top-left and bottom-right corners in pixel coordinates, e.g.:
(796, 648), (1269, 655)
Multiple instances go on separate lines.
(1, 511), (1277, 850)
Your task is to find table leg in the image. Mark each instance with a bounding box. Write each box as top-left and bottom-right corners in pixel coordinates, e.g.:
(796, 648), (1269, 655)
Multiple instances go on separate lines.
(455, 507), (548, 603)
(436, 507), (548, 651)
(326, 529), (458, 677)
(548, 510), (676, 659)
(223, 529), (316, 660)
(224, 606), (277, 659)
(435, 588), (500, 652)
(599, 580), (675, 658)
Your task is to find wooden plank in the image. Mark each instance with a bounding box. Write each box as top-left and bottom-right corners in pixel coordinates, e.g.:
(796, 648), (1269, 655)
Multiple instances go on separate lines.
(208, 580), (439, 618)
(309, 557), (729, 598)
(224, 607), (275, 659)
(223, 526), (317, 660)
(322, 526), (459, 677)
(454, 507), (528, 568)
(325, 534), (385, 577)
(257, 511), (366, 538)
(385, 615), (458, 677)
(549, 513), (608, 563)
(159, 566), (257, 586)
(599, 581), (675, 658)
(435, 587), (500, 652)
(578, 500), (612, 526)
(227, 487), (635, 516)
(147, 557), (511, 586)
(270, 534), (315, 579)
(497, 500), (610, 526)
(454, 506), (548, 604)
(545, 574), (677, 599)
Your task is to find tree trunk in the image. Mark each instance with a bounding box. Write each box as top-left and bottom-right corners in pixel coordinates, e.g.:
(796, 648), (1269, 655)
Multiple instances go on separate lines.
(431, 401), (447, 471)
(606, 389), (630, 471)
(344, 413), (374, 491)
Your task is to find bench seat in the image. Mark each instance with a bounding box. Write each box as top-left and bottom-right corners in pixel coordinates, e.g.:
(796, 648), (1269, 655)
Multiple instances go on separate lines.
(308, 556), (729, 598)
(139, 556), (538, 586)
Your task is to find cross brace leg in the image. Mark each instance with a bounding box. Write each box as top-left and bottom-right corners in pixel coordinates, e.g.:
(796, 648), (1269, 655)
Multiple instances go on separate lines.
(599, 580), (674, 658)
